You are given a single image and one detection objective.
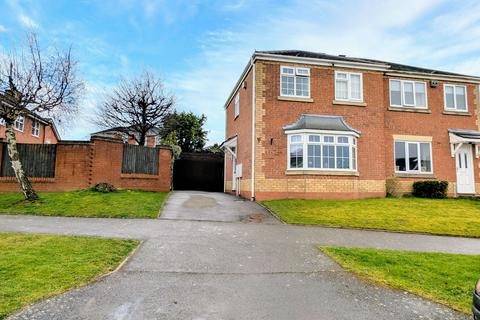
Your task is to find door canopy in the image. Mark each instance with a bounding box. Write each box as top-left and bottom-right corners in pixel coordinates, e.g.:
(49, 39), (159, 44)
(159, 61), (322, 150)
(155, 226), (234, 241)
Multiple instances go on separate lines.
(448, 128), (480, 158)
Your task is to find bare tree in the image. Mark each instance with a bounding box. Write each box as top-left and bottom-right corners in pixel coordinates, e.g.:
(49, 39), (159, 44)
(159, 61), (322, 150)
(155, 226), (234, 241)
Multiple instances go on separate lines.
(94, 70), (175, 146)
(0, 34), (83, 201)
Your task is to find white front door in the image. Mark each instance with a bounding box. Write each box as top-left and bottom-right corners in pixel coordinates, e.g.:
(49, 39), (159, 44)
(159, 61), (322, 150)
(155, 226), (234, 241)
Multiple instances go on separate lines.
(456, 144), (475, 194)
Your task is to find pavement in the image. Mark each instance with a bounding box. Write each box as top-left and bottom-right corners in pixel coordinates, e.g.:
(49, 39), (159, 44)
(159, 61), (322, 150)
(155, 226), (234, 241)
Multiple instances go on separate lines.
(2, 190), (478, 320)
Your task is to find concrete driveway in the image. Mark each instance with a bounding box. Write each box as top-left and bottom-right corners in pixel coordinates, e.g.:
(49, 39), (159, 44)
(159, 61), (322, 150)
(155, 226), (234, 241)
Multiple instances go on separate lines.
(160, 191), (280, 224)
(2, 191), (477, 319)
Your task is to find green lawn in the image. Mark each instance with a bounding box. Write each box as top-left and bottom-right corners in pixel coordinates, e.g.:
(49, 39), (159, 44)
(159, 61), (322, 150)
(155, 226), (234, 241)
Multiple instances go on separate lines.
(262, 198), (480, 237)
(321, 246), (480, 314)
(0, 189), (168, 218)
(0, 233), (139, 319)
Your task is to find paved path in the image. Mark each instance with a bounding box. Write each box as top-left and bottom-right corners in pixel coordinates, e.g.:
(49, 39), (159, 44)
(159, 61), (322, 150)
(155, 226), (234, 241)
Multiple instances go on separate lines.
(2, 191), (478, 319)
(160, 191), (279, 224)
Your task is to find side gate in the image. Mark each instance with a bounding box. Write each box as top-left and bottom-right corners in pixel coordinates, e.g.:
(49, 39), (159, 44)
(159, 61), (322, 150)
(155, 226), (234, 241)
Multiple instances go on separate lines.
(173, 152), (224, 192)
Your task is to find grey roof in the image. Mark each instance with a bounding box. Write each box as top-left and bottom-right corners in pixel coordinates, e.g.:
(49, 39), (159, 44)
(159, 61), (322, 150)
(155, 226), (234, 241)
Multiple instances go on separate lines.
(283, 114), (360, 135)
(257, 50), (478, 78)
(448, 128), (480, 140)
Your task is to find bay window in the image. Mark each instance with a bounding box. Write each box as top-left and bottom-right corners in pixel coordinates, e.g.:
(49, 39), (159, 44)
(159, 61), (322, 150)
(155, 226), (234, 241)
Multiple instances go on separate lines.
(288, 132), (357, 171)
(389, 79), (427, 108)
(280, 66), (310, 97)
(444, 84), (467, 112)
(335, 71), (363, 101)
(394, 141), (432, 174)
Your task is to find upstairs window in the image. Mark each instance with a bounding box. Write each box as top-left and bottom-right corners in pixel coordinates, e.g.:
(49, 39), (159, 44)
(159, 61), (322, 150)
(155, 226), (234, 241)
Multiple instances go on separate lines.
(288, 133), (357, 171)
(0, 118), (5, 126)
(280, 66), (310, 98)
(444, 84), (467, 112)
(389, 79), (427, 109)
(234, 93), (240, 118)
(394, 141), (432, 174)
(31, 120), (40, 137)
(14, 116), (24, 132)
(335, 71), (363, 101)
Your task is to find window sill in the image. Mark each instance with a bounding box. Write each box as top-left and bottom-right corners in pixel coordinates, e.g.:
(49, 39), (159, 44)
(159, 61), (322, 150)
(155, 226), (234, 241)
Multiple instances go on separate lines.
(234, 115), (239, 120)
(277, 96), (313, 103)
(388, 107), (430, 114)
(286, 170), (359, 176)
(442, 111), (471, 116)
(394, 173), (435, 179)
(332, 100), (366, 107)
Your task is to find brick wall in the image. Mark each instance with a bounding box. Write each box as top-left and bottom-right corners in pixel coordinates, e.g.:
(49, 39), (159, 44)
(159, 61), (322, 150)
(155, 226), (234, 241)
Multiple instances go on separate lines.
(225, 59), (480, 200)
(0, 137), (172, 192)
(224, 68), (254, 199)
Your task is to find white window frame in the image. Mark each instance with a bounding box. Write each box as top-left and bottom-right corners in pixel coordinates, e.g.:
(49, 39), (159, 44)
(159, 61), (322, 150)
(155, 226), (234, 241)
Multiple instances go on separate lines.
(0, 118), (5, 126)
(389, 79), (428, 109)
(234, 92), (240, 118)
(280, 66), (310, 98)
(14, 116), (24, 132)
(444, 84), (468, 112)
(31, 120), (40, 137)
(394, 140), (433, 174)
(286, 130), (358, 172)
(335, 71), (363, 102)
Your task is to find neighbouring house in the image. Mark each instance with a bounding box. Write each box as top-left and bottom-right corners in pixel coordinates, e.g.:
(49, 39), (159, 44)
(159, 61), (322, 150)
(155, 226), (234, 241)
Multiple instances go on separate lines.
(222, 50), (480, 200)
(0, 111), (60, 144)
(91, 126), (161, 147)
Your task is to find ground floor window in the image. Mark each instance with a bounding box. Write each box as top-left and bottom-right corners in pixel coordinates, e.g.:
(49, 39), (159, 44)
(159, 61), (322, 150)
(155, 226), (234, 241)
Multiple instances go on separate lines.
(394, 141), (432, 173)
(288, 132), (357, 171)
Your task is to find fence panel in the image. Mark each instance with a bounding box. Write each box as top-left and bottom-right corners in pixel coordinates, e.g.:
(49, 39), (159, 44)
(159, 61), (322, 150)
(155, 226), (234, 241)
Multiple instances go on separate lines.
(122, 144), (159, 175)
(1, 143), (56, 178)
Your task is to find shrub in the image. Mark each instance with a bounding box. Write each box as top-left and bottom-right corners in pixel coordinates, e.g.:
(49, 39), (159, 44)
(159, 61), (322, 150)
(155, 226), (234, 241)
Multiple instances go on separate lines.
(93, 183), (116, 193)
(412, 181), (448, 199)
(385, 177), (401, 198)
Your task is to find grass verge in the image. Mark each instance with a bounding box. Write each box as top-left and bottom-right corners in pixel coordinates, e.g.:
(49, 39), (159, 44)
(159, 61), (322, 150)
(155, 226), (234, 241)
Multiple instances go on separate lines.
(0, 189), (168, 218)
(321, 246), (480, 313)
(262, 197), (480, 237)
(0, 233), (139, 319)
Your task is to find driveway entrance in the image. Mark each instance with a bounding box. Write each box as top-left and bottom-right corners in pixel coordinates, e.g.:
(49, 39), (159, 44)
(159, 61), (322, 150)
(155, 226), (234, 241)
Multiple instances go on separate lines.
(160, 191), (280, 224)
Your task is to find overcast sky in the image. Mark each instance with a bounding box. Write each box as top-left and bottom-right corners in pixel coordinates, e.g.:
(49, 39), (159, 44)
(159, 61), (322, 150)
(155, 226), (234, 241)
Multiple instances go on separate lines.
(1, 0), (480, 143)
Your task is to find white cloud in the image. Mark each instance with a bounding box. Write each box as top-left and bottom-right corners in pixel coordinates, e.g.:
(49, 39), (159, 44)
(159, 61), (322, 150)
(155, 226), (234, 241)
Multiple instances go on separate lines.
(0, 25), (7, 32)
(18, 14), (38, 29)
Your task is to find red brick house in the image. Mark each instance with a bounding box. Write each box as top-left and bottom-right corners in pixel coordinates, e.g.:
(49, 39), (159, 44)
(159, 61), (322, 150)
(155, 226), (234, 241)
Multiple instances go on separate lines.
(91, 127), (160, 148)
(0, 112), (59, 144)
(222, 50), (480, 200)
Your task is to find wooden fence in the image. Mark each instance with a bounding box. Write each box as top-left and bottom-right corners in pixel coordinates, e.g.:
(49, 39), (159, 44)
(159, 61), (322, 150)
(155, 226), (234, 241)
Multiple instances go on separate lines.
(1, 143), (56, 178)
(121, 144), (159, 175)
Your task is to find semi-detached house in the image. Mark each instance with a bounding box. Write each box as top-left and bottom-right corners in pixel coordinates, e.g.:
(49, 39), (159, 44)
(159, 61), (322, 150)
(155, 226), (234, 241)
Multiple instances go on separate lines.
(222, 50), (480, 200)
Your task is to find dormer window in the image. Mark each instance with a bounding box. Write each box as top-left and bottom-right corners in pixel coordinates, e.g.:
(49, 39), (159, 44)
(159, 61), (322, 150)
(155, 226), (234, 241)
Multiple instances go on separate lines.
(280, 66), (310, 98)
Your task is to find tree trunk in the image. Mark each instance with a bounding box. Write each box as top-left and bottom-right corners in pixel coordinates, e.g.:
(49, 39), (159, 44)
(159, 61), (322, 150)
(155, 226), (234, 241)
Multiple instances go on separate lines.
(4, 122), (39, 201)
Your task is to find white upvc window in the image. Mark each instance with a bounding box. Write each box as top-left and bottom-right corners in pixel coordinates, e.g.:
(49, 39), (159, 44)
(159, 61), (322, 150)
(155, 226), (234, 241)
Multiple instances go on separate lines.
(389, 79), (427, 109)
(31, 120), (40, 137)
(234, 92), (240, 118)
(444, 84), (467, 112)
(14, 116), (24, 132)
(280, 66), (310, 98)
(394, 141), (432, 174)
(0, 118), (5, 126)
(335, 71), (363, 101)
(287, 132), (357, 171)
